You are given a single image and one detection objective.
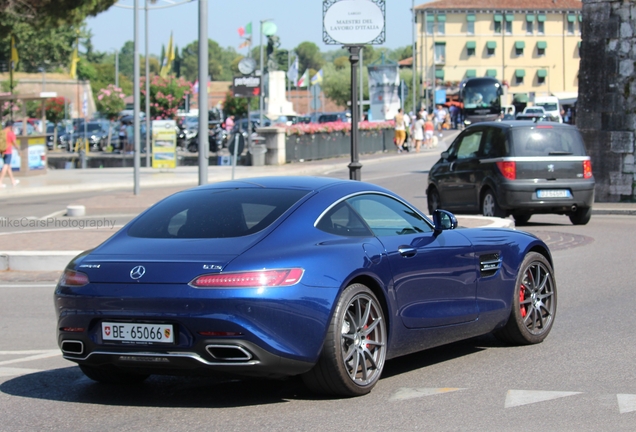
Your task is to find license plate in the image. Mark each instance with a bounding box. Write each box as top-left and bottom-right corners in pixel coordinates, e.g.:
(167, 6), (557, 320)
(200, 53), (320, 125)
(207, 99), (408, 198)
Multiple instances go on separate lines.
(537, 189), (572, 198)
(102, 322), (174, 343)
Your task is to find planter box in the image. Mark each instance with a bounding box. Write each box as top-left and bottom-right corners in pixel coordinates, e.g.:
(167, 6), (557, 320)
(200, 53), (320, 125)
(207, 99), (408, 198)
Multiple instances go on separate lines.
(285, 130), (392, 163)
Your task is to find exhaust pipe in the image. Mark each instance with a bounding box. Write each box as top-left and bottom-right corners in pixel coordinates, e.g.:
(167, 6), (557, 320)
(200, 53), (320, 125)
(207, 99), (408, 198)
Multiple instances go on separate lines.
(206, 344), (252, 361)
(61, 340), (84, 355)
(571, 205), (578, 212)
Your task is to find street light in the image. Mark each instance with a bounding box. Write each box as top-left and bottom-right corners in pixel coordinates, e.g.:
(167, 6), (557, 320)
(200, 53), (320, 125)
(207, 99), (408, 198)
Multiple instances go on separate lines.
(259, 19), (274, 128)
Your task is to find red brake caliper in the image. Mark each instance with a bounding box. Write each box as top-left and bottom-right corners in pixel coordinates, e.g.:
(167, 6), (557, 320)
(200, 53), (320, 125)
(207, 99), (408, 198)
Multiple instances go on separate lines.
(519, 284), (527, 317)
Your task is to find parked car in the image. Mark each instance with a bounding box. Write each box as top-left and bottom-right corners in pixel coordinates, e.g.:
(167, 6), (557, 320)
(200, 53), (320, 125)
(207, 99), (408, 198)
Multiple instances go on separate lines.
(521, 106), (546, 115)
(318, 111), (350, 123)
(515, 113), (560, 122)
(46, 123), (70, 151)
(65, 121), (110, 151)
(427, 121), (595, 225)
(54, 176), (556, 397)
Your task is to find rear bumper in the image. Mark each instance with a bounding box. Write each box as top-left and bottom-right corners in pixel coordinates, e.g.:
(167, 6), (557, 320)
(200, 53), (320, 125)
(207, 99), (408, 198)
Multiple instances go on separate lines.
(499, 180), (595, 214)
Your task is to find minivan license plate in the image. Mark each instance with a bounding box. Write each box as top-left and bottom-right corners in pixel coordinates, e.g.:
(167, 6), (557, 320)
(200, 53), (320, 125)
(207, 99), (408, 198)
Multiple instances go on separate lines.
(537, 189), (571, 198)
(102, 322), (174, 343)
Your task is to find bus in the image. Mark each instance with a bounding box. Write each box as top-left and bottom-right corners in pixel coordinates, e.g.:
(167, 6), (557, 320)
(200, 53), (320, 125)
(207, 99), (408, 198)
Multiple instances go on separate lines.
(459, 77), (503, 126)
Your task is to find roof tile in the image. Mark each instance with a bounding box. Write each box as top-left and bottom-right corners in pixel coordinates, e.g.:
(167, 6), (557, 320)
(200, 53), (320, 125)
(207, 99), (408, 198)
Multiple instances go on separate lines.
(416, 0), (582, 11)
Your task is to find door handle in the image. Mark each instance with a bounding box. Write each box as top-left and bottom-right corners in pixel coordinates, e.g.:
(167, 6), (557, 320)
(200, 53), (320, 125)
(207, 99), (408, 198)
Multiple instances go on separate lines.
(398, 247), (417, 258)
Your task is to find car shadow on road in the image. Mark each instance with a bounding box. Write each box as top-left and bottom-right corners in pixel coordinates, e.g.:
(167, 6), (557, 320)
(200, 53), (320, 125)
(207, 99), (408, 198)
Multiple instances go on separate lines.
(1, 336), (511, 406)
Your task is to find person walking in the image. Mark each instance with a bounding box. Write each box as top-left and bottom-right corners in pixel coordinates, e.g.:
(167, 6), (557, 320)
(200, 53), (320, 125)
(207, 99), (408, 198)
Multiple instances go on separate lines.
(0, 120), (20, 187)
(424, 114), (435, 149)
(411, 112), (425, 153)
(393, 108), (407, 153)
(434, 105), (447, 137)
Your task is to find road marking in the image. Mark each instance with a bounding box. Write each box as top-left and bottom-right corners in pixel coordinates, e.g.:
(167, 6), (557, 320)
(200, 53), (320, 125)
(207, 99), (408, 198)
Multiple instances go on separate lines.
(0, 367), (42, 377)
(390, 387), (466, 401)
(617, 394), (636, 414)
(505, 390), (582, 408)
(0, 350), (61, 366)
(39, 210), (67, 220)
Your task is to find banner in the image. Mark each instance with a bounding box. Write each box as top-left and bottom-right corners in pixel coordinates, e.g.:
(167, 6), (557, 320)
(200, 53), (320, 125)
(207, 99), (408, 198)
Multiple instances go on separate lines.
(367, 64), (400, 121)
(152, 120), (177, 169)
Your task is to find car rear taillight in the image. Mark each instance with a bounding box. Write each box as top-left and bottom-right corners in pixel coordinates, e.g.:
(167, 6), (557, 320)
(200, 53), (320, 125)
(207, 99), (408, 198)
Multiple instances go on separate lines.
(496, 161), (516, 180)
(583, 159), (593, 179)
(59, 270), (89, 287)
(190, 268), (304, 288)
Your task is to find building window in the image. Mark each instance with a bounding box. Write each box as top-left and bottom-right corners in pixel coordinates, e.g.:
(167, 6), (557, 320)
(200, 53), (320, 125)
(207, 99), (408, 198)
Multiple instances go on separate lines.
(494, 14), (502, 34)
(466, 41), (476, 56)
(515, 69), (525, 85)
(486, 69), (497, 78)
(537, 41), (547, 56)
(437, 14), (446, 34)
(526, 15), (534, 34)
(537, 70), (547, 85)
(567, 15), (575, 34)
(487, 41), (497, 56)
(537, 14), (546, 34)
(434, 42), (446, 65)
(467, 14), (475, 34)
(505, 14), (514, 35)
(515, 41), (525, 56)
(426, 15), (434, 35)
(466, 69), (476, 79)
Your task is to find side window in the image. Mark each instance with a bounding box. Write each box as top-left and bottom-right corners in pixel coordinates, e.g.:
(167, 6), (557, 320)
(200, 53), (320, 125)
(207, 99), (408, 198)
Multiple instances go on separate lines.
(481, 128), (506, 158)
(456, 131), (483, 159)
(347, 194), (432, 237)
(316, 201), (372, 237)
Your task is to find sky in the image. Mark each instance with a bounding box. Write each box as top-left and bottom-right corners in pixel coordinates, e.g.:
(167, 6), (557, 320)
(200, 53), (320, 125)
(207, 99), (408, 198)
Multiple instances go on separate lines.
(86, 0), (427, 57)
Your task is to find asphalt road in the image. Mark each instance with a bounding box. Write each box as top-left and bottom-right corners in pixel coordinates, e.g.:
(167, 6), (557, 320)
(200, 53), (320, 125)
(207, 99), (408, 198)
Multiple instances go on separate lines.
(1, 152), (635, 430)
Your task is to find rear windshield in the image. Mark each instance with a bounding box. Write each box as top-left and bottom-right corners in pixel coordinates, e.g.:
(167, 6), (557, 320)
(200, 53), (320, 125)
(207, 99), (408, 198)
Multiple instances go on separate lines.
(511, 127), (587, 157)
(128, 188), (309, 238)
(536, 102), (559, 111)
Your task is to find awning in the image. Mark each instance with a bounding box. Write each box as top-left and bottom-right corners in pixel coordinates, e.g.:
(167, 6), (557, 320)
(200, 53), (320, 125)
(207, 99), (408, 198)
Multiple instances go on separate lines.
(466, 41), (476, 49)
(466, 14), (475, 22)
(505, 14), (514, 22)
(515, 41), (525, 49)
(486, 69), (497, 77)
(426, 15), (435, 22)
(515, 69), (526, 77)
(437, 14), (446, 22)
(526, 14), (535, 22)
(537, 69), (548, 78)
(494, 14), (503, 22)
(466, 69), (476, 78)
(537, 41), (547, 49)
(513, 93), (529, 103)
(487, 41), (497, 49)
(567, 14), (576, 22)
(552, 91), (578, 105)
(435, 41), (446, 45)
(435, 69), (445, 79)
(537, 14), (546, 22)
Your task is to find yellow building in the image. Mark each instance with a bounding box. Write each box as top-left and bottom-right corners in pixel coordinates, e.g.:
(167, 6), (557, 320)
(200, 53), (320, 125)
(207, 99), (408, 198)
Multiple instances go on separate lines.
(415, 0), (582, 106)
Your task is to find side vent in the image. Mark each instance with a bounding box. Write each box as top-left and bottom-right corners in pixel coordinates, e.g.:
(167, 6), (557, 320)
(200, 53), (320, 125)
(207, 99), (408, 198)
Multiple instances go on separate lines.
(480, 253), (502, 277)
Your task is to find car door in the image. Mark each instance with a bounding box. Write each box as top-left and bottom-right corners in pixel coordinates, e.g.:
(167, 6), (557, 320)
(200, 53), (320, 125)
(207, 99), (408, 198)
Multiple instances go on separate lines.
(347, 194), (478, 329)
(436, 128), (485, 211)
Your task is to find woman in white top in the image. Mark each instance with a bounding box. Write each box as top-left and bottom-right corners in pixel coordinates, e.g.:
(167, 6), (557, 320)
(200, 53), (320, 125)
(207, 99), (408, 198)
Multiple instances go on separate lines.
(411, 112), (425, 153)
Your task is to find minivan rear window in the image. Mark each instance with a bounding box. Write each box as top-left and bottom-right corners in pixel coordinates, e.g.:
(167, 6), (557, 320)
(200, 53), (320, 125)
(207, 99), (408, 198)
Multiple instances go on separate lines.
(128, 188), (309, 238)
(511, 127), (586, 157)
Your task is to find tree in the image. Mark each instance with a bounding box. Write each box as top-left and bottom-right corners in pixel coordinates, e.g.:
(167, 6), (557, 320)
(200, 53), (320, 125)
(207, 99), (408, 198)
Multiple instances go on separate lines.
(295, 41), (323, 74)
(180, 40), (239, 82)
(222, 91), (257, 118)
(140, 75), (191, 120)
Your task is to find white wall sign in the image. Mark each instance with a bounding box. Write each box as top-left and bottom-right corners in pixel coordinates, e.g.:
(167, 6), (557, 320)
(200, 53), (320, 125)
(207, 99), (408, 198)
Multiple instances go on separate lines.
(323, 0), (385, 45)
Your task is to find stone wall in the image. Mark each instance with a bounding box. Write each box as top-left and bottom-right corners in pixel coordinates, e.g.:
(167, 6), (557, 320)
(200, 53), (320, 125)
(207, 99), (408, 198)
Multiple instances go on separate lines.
(579, 0), (636, 201)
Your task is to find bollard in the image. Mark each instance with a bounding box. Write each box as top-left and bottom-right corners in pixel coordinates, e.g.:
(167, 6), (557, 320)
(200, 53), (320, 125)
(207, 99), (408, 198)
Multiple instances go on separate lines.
(79, 149), (87, 169)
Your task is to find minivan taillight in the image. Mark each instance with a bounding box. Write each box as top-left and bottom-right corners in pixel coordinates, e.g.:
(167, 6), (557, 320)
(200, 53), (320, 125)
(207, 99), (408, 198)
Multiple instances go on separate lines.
(583, 160), (593, 179)
(496, 161), (516, 180)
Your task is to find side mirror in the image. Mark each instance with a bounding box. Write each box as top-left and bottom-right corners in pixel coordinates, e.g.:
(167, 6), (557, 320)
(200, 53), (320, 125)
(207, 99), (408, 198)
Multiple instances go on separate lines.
(441, 151), (449, 160)
(433, 209), (458, 232)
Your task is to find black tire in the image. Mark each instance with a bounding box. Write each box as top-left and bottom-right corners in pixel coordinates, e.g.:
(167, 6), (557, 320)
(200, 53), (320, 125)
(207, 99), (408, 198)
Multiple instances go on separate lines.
(427, 187), (441, 215)
(79, 365), (149, 385)
(494, 252), (557, 345)
(302, 284), (387, 397)
(481, 188), (506, 218)
(513, 214), (531, 225)
(569, 207), (592, 225)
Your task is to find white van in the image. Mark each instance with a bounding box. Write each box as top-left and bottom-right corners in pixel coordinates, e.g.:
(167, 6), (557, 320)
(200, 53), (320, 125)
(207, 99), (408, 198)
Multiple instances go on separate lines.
(534, 96), (562, 123)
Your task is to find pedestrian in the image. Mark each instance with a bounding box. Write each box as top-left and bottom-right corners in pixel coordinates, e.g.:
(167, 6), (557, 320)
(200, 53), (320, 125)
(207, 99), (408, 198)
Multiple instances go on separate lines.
(424, 114), (435, 149)
(118, 122), (127, 152)
(125, 122), (134, 154)
(449, 105), (459, 129)
(393, 108), (407, 153)
(0, 120), (20, 188)
(434, 105), (447, 136)
(403, 110), (411, 152)
(225, 115), (235, 133)
(411, 112), (425, 153)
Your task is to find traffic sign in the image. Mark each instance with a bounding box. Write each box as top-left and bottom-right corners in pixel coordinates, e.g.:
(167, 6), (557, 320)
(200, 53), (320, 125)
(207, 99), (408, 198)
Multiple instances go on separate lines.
(310, 84), (321, 97)
(311, 99), (322, 110)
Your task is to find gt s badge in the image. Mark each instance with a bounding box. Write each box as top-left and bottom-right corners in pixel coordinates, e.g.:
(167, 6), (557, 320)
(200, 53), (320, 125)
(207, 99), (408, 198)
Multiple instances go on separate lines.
(203, 264), (223, 270)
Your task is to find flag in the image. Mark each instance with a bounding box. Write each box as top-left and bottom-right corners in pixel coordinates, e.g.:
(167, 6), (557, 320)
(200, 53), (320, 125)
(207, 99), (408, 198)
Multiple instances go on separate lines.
(238, 23), (252, 38)
(287, 56), (298, 83)
(297, 69), (309, 88)
(10, 36), (19, 70)
(160, 33), (175, 78)
(311, 69), (323, 85)
(238, 37), (251, 49)
(69, 46), (79, 79)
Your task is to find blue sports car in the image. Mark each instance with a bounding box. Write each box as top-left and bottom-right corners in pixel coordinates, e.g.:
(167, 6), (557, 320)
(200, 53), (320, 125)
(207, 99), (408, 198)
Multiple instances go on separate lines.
(54, 176), (557, 397)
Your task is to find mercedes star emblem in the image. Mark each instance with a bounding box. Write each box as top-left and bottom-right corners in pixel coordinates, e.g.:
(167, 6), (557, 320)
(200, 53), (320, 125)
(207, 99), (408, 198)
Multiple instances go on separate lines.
(130, 265), (146, 280)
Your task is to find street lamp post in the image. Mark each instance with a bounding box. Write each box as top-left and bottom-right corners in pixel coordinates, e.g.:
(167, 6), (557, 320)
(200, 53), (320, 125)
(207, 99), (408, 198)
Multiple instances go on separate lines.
(259, 19), (273, 128)
(198, 0), (208, 185)
(145, 0), (150, 169)
(133, 0), (141, 195)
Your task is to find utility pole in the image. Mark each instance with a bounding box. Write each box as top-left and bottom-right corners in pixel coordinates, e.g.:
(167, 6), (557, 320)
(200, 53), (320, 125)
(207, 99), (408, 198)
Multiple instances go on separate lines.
(133, 0), (141, 195)
(198, 0), (209, 185)
(145, 0), (151, 168)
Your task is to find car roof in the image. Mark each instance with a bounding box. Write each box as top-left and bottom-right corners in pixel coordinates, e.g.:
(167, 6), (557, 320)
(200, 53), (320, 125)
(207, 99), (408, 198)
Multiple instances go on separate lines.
(191, 176), (386, 194)
(466, 120), (574, 130)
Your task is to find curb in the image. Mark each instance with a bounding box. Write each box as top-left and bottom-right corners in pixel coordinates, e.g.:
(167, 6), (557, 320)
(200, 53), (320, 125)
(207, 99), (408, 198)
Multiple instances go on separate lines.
(0, 251), (81, 272)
